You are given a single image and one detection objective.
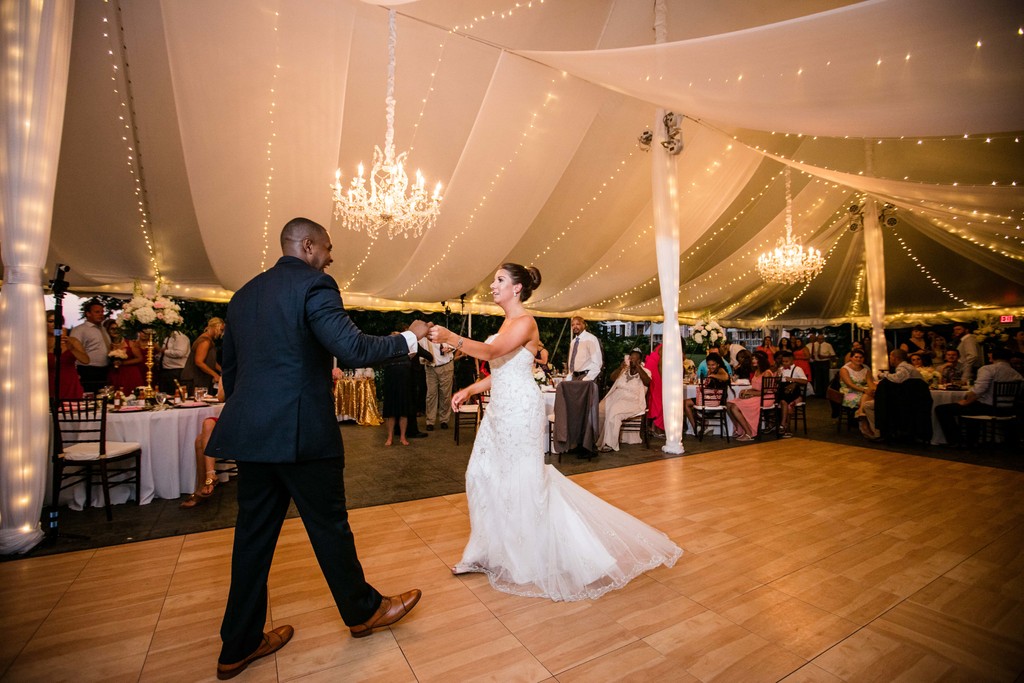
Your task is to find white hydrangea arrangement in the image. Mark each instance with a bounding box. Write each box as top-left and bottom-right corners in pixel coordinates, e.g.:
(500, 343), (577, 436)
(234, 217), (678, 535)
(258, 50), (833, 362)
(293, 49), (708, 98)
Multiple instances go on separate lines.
(116, 280), (184, 342)
(691, 319), (725, 349)
(974, 318), (1008, 343)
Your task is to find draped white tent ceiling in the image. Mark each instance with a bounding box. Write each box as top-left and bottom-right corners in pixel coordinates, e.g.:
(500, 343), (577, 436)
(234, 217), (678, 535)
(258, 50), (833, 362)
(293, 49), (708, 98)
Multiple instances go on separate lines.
(6, 0), (1024, 326)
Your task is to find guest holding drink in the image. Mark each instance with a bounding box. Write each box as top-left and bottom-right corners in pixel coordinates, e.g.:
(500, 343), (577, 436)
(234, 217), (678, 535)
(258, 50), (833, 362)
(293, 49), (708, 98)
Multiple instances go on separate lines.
(938, 349), (964, 387)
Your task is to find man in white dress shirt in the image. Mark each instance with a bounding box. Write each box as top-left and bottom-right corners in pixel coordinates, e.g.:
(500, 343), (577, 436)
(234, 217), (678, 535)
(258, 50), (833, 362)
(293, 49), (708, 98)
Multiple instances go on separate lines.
(159, 330), (191, 393)
(419, 338), (454, 430)
(935, 347), (1022, 446)
(568, 317), (602, 382)
(952, 323), (982, 383)
(70, 298), (111, 394)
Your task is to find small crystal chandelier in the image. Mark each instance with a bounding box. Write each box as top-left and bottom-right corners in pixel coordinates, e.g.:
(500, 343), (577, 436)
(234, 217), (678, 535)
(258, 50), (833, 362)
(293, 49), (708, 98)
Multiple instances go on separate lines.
(332, 9), (442, 240)
(756, 167), (824, 284)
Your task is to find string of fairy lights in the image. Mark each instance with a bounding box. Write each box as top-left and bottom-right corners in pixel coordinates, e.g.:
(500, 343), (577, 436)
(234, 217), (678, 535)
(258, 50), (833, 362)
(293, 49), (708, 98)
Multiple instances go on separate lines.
(890, 223), (984, 309)
(451, 0), (546, 32)
(848, 264), (866, 317)
(527, 152), (642, 305)
(100, 0), (162, 282)
(258, 9), (283, 272)
(400, 82), (563, 299)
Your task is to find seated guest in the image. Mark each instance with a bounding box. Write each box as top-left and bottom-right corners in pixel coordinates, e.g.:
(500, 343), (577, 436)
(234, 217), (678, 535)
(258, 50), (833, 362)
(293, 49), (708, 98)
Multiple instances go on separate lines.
(697, 349), (734, 379)
(910, 352), (939, 387)
(858, 349), (921, 439)
(733, 349), (753, 381)
(775, 350), (808, 437)
(844, 340), (866, 365)
(684, 353), (729, 435)
(597, 349), (651, 452)
(46, 310), (88, 399)
(938, 348), (964, 386)
(180, 382), (226, 509)
(725, 350), (773, 441)
(839, 348), (874, 412)
(935, 347), (1023, 447)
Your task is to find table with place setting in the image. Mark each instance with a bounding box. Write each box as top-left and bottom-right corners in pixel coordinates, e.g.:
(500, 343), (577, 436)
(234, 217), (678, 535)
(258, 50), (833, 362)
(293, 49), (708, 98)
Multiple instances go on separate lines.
(60, 400), (225, 510)
(928, 387), (969, 445)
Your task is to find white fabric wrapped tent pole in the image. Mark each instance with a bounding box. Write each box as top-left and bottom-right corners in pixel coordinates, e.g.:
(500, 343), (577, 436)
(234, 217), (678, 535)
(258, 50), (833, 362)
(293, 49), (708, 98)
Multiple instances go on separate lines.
(0, 0), (75, 554)
(651, 0), (683, 454)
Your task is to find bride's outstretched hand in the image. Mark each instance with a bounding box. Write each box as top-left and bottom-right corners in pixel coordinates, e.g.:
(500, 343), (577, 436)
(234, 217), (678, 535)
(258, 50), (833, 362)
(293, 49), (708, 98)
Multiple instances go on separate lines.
(451, 388), (471, 411)
(428, 325), (451, 344)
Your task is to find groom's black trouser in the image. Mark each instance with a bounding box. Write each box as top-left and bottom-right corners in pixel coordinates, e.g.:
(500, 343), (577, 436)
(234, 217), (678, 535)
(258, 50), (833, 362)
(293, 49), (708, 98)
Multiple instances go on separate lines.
(219, 457), (382, 663)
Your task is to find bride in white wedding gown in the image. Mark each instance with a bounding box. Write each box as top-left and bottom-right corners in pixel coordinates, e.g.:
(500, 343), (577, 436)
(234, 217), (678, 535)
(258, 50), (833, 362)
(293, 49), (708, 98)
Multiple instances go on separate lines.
(428, 263), (681, 601)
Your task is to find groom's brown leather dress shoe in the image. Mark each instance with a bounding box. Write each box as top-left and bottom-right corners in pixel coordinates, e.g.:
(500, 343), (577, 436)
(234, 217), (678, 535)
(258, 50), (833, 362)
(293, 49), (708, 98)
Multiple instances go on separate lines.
(349, 589), (422, 638)
(216, 625), (294, 680)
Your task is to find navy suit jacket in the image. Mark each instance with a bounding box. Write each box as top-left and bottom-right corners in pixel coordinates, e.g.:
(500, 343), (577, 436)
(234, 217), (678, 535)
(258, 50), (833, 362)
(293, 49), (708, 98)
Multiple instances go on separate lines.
(206, 256), (409, 463)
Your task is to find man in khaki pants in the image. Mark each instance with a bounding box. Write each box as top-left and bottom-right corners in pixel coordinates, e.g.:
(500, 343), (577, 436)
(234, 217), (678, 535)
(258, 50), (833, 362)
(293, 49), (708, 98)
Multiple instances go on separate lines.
(420, 338), (454, 430)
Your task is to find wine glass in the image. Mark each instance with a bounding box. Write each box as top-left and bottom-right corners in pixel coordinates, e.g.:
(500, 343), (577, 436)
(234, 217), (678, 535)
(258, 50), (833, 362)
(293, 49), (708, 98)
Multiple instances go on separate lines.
(156, 392), (168, 408)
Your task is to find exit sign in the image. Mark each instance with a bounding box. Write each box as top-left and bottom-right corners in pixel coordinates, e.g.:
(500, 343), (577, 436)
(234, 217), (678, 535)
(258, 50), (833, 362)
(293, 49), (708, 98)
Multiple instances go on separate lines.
(1001, 315), (1015, 323)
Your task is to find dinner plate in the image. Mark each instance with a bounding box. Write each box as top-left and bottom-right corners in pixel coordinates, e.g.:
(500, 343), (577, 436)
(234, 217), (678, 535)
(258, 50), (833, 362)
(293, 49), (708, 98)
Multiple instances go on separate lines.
(174, 402), (206, 409)
(113, 405), (147, 412)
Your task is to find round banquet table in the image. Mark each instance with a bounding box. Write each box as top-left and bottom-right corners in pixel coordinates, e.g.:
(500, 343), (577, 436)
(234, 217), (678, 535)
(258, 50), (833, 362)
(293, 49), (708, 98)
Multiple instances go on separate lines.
(334, 377), (383, 426)
(928, 388), (969, 445)
(60, 402), (225, 510)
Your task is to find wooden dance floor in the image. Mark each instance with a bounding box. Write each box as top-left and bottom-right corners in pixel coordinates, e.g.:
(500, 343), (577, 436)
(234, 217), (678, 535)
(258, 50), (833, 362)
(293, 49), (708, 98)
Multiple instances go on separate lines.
(2, 440), (1022, 682)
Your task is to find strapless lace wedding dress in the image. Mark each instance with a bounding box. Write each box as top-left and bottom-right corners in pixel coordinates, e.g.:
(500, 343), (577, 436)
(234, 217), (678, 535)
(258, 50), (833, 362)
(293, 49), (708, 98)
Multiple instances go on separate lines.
(453, 335), (682, 601)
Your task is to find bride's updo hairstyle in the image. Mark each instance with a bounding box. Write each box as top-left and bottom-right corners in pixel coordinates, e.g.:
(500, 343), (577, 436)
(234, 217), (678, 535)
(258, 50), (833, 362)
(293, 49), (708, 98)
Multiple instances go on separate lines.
(500, 262), (542, 302)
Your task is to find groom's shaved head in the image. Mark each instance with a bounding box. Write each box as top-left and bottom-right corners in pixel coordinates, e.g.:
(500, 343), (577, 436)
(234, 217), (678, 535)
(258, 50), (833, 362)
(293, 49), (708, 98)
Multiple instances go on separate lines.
(281, 217), (326, 251)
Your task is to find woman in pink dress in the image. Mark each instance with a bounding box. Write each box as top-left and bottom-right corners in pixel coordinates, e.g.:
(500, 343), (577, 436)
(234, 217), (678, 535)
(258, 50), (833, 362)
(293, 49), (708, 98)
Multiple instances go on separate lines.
(791, 337), (812, 379)
(726, 350), (773, 440)
(644, 343), (663, 435)
(46, 310), (87, 399)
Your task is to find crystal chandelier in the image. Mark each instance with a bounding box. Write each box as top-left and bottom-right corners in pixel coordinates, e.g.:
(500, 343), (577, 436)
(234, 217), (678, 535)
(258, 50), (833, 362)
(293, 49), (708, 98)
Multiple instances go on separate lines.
(756, 167), (824, 284)
(332, 9), (442, 240)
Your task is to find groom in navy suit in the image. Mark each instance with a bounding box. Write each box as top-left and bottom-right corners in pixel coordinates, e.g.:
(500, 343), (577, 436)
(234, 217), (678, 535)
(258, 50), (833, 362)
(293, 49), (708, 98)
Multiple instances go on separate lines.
(207, 217), (428, 679)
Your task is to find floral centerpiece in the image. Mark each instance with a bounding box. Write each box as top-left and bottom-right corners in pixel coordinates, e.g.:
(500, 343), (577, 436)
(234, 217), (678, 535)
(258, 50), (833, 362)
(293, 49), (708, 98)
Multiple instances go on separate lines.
(115, 281), (185, 393)
(691, 319), (725, 352)
(533, 366), (549, 386)
(973, 317), (1009, 345)
(116, 280), (184, 343)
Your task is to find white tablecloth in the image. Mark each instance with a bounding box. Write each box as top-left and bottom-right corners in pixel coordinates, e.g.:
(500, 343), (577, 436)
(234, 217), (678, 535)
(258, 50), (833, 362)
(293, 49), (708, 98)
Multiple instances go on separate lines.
(64, 403), (224, 509)
(929, 389), (968, 445)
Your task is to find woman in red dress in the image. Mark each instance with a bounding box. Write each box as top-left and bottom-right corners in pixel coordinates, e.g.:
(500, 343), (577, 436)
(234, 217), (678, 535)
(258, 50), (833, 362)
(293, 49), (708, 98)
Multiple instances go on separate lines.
(644, 344), (664, 435)
(791, 337), (812, 380)
(46, 310), (87, 399)
(105, 321), (147, 392)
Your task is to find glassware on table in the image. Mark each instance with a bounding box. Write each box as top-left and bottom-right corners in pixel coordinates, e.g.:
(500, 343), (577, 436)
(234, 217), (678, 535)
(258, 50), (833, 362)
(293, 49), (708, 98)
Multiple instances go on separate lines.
(156, 392), (168, 408)
(194, 387), (208, 402)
